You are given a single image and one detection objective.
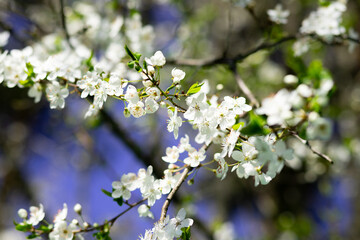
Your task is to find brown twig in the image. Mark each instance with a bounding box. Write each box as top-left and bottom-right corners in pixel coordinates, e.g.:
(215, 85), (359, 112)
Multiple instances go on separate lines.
(73, 198), (146, 233)
(167, 34), (360, 68)
(232, 66), (259, 107)
(160, 166), (192, 222)
(290, 131), (333, 164)
(59, 0), (74, 49)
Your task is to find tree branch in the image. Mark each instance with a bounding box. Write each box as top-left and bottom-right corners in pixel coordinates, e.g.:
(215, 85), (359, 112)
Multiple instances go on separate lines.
(73, 198), (147, 233)
(290, 131), (333, 164)
(167, 35), (296, 67)
(160, 166), (192, 222)
(232, 66), (259, 107)
(59, 0), (74, 49)
(167, 34), (360, 68)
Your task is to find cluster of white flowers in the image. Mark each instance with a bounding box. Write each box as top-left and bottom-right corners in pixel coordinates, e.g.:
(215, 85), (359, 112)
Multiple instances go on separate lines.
(257, 76), (334, 130)
(0, 2), (156, 116)
(182, 84), (252, 148)
(8, 0), (359, 238)
(139, 208), (193, 240)
(112, 166), (181, 209)
(300, 1), (347, 40)
(231, 136), (293, 186)
(17, 203), (84, 240)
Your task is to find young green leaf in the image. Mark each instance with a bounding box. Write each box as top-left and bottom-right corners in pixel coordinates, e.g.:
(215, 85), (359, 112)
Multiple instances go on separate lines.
(101, 189), (112, 197)
(124, 45), (136, 61)
(241, 111), (270, 136)
(186, 82), (204, 95)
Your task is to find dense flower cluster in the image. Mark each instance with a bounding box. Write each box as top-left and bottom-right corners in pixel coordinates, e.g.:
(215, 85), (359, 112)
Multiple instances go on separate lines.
(300, 1), (346, 39)
(17, 203), (84, 240)
(7, 0), (359, 239)
(112, 166), (181, 208)
(139, 209), (193, 240)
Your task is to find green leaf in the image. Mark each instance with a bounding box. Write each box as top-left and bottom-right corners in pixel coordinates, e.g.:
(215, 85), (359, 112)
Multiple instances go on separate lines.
(38, 225), (50, 232)
(101, 189), (112, 197)
(15, 223), (32, 232)
(143, 59), (148, 71)
(319, 0), (331, 6)
(186, 82), (204, 95)
(180, 226), (191, 240)
(113, 196), (123, 206)
(304, 60), (331, 88)
(26, 233), (38, 239)
(19, 79), (34, 88)
(25, 62), (35, 77)
(127, 61), (135, 69)
(134, 52), (142, 61)
(135, 65), (142, 72)
(232, 122), (244, 131)
(241, 112), (270, 136)
(129, 9), (139, 17)
(84, 50), (94, 71)
(93, 229), (112, 240)
(124, 45), (136, 61)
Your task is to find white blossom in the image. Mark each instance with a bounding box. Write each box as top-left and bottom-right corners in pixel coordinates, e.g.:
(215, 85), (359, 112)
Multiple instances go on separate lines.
(46, 82), (69, 109)
(167, 107), (182, 139)
(145, 98), (159, 113)
(184, 148), (206, 167)
(171, 68), (185, 84)
(146, 51), (166, 67)
(27, 204), (45, 226)
(49, 220), (76, 240)
(129, 101), (145, 118)
(162, 146), (180, 164)
(267, 4), (290, 24)
(138, 204), (154, 219)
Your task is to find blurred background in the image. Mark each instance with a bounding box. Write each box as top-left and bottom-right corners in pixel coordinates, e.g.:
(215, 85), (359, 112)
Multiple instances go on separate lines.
(0, 0), (360, 239)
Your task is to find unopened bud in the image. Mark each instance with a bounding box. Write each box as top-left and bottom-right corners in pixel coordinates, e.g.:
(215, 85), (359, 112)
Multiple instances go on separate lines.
(160, 102), (166, 108)
(142, 80), (153, 88)
(187, 179), (194, 185)
(74, 203), (82, 214)
(124, 108), (131, 118)
(71, 219), (79, 225)
(284, 74), (298, 85)
(83, 222), (90, 228)
(216, 84), (224, 91)
(18, 209), (27, 219)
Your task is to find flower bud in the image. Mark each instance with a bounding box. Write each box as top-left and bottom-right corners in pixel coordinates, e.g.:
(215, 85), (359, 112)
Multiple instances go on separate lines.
(74, 203), (82, 214)
(216, 84), (224, 91)
(124, 108), (131, 118)
(83, 222), (90, 228)
(284, 74), (298, 85)
(160, 102), (167, 108)
(142, 80), (153, 88)
(18, 208), (27, 219)
(71, 219), (79, 225)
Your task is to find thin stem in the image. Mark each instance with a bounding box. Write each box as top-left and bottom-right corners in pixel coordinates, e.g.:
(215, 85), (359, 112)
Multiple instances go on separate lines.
(74, 198), (146, 233)
(232, 65), (259, 107)
(290, 131), (333, 164)
(59, 0), (74, 49)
